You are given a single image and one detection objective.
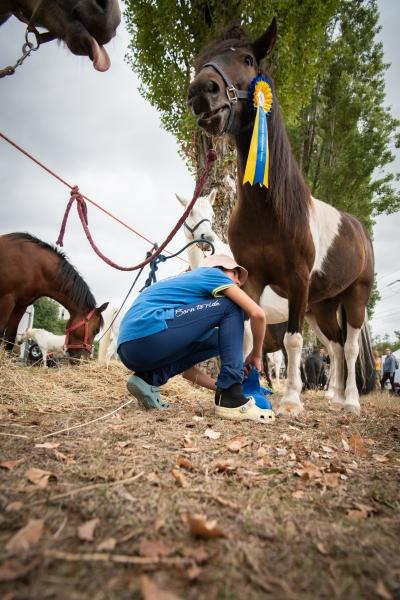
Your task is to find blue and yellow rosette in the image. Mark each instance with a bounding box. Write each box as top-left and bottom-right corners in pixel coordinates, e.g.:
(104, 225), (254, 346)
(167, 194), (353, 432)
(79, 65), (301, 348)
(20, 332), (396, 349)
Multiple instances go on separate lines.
(243, 75), (273, 188)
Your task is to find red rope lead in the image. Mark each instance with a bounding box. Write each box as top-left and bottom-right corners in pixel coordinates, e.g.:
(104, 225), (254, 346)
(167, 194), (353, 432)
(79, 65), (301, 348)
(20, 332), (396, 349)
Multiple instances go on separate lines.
(56, 149), (217, 272)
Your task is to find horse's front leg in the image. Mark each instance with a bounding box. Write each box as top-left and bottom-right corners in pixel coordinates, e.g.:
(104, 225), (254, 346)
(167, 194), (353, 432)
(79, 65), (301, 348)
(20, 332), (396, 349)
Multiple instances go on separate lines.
(277, 286), (308, 416)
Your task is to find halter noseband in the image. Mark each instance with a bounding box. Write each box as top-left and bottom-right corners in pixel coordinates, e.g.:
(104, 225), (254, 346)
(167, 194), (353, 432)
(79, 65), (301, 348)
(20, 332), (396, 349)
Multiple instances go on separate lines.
(184, 218), (212, 239)
(64, 308), (96, 354)
(201, 61), (249, 133)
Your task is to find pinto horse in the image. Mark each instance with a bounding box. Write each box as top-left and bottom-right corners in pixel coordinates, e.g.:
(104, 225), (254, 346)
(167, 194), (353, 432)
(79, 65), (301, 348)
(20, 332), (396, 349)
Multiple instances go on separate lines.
(0, 233), (108, 360)
(0, 0), (121, 71)
(188, 19), (375, 415)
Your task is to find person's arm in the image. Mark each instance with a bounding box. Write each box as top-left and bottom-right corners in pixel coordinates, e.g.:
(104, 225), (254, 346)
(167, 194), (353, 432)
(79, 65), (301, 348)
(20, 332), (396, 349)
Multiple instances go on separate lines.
(182, 366), (217, 391)
(222, 285), (266, 371)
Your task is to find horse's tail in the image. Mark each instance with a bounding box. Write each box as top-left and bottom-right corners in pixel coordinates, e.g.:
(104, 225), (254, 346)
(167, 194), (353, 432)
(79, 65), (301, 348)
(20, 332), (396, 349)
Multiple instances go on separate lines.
(339, 307), (375, 395)
(356, 319), (375, 395)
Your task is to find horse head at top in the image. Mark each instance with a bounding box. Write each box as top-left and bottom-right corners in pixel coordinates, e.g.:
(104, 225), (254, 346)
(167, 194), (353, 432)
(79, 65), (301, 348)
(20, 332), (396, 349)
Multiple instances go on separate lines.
(2, 0), (121, 71)
(64, 301), (109, 362)
(188, 19), (277, 136)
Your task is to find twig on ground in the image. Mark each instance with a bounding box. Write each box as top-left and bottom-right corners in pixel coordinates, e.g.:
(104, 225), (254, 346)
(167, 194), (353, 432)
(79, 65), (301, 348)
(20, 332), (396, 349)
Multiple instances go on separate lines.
(0, 431), (29, 439)
(44, 550), (188, 568)
(38, 398), (134, 439)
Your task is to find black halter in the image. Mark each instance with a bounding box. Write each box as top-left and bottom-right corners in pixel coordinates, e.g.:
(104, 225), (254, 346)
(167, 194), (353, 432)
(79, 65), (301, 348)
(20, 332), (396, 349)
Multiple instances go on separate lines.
(184, 218), (212, 238)
(201, 61), (249, 133)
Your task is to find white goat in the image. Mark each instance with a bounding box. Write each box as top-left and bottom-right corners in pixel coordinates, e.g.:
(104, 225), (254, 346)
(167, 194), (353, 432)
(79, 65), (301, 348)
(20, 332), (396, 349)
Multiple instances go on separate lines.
(24, 328), (66, 367)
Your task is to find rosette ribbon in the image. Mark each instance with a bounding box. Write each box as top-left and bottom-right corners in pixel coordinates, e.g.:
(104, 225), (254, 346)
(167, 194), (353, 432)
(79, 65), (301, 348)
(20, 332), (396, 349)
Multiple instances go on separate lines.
(243, 75), (273, 188)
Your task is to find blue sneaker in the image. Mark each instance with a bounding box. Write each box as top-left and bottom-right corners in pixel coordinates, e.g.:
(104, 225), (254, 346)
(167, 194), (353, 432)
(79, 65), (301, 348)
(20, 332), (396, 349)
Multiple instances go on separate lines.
(127, 374), (170, 410)
(243, 366), (273, 411)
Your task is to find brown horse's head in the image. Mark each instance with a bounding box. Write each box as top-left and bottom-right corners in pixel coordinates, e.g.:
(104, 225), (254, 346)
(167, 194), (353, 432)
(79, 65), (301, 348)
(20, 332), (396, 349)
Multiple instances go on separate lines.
(7, 0), (121, 71)
(65, 302), (108, 362)
(188, 19), (277, 136)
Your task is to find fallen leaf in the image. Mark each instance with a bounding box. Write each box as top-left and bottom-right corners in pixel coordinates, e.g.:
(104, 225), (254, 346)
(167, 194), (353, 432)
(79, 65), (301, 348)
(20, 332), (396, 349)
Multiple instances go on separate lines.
(0, 459), (25, 470)
(147, 472), (161, 486)
(0, 558), (39, 582)
(316, 542), (329, 555)
(323, 473), (340, 488)
(256, 446), (267, 458)
(338, 416), (350, 425)
(349, 435), (368, 457)
(211, 459), (237, 472)
(154, 517), (165, 533)
(192, 415), (204, 422)
(321, 445), (334, 453)
(177, 456), (196, 471)
(186, 565), (202, 581)
(346, 505), (371, 520)
(183, 435), (193, 448)
(97, 537), (117, 551)
(280, 433), (291, 442)
(171, 469), (189, 488)
(140, 575), (183, 600)
(292, 490), (305, 499)
(77, 518), (99, 541)
(376, 579), (393, 600)
(226, 435), (249, 453)
(184, 546), (209, 564)
(204, 428), (221, 440)
(372, 454), (388, 463)
(116, 441), (132, 449)
(5, 501), (23, 512)
(186, 513), (226, 539)
(34, 442), (60, 449)
(5, 519), (44, 554)
(294, 462), (322, 480)
(25, 467), (55, 489)
(341, 438), (350, 452)
(138, 539), (173, 558)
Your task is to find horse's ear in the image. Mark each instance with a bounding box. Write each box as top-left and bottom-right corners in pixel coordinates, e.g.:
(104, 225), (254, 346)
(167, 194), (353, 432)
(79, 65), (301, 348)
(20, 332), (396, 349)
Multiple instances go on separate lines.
(208, 189), (217, 206)
(175, 193), (188, 207)
(97, 302), (109, 313)
(252, 18), (277, 62)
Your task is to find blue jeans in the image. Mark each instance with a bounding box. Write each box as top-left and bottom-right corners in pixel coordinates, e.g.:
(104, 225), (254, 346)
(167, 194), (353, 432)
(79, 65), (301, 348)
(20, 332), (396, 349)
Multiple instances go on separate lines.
(118, 297), (244, 389)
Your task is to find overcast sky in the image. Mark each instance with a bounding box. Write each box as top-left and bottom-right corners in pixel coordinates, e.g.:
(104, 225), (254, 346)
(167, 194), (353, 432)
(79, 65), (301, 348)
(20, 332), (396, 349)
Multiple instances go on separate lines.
(1, 1), (399, 340)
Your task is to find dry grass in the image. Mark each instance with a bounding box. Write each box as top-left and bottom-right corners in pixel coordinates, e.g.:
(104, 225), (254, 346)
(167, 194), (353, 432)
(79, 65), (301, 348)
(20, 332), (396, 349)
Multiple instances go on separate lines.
(0, 351), (399, 600)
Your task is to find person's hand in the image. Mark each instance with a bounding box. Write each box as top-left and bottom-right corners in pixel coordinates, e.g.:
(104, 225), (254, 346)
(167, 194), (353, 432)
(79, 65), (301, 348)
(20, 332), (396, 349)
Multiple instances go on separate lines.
(244, 351), (262, 373)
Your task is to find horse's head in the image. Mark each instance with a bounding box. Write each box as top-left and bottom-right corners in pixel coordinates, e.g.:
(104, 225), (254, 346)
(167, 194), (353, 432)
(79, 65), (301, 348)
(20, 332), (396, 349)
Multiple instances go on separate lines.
(11, 0), (121, 71)
(188, 19), (277, 136)
(65, 301), (108, 362)
(176, 189), (216, 250)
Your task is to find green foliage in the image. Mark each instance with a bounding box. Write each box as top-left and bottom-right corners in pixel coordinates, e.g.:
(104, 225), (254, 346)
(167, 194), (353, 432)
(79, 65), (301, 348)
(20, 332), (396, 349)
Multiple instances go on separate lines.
(367, 275), (381, 319)
(33, 298), (67, 335)
(372, 333), (400, 355)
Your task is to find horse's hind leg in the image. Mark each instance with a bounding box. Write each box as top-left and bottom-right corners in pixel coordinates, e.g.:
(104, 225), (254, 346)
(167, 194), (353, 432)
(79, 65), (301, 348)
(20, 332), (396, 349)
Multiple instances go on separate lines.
(4, 305), (27, 352)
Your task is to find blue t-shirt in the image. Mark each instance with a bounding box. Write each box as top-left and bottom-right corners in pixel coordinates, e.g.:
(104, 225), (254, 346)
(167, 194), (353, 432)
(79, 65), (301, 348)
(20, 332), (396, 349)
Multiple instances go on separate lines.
(118, 267), (235, 345)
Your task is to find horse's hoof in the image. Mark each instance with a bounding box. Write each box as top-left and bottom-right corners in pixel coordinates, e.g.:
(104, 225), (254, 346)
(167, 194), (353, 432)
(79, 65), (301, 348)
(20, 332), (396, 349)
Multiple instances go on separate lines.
(343, 402), (361, 416)
(277, 401), (304, 417)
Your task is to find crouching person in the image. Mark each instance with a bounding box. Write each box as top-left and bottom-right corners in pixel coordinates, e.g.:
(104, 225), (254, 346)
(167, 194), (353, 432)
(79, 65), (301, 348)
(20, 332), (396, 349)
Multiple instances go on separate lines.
(117, 254), (270, 422)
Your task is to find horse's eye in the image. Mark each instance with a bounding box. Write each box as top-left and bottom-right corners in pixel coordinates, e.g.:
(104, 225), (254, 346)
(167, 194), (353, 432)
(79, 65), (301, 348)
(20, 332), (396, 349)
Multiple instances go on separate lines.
(244, 55), (253, 66)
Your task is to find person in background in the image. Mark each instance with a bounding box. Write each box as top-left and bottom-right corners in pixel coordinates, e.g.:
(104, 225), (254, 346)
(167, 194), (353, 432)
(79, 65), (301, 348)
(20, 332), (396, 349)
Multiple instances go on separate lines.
(380, 348), (398, 393)
(373, 350), (382, 391)
(117, 254), (272, 423)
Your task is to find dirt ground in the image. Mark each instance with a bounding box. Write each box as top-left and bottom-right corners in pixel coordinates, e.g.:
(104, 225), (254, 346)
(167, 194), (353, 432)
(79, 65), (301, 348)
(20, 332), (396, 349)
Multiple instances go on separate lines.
(0, 353), (399, 600)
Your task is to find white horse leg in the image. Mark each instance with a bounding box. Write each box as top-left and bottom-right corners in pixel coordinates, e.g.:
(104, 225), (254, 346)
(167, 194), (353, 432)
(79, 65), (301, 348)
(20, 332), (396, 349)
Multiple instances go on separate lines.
(42, 349), (48, 368)
(343, 325), (361, 414)
(277, 332), (304, 416)
(243, 320), (253, 360)
(330, 341), (345, 406)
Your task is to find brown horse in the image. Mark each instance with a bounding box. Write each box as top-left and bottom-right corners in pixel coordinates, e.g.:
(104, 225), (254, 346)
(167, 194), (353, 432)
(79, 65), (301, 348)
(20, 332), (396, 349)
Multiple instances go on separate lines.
(188, 19), (375, 416)
(0, 233), (108, 360)
(0, 0), (121, 71)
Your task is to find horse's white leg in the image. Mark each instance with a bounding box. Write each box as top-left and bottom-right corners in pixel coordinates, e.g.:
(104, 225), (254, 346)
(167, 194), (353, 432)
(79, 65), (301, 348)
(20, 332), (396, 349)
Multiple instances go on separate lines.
(277, 332), (304, 416)
(343, 325), (361, 414)
(243, 320), (253, 360)
(42, 349), (48, 368)
(329, 342), (345, 406)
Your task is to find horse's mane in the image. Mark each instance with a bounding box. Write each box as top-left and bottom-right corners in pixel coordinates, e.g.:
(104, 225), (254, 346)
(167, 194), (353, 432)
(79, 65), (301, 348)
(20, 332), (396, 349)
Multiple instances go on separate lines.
(195, 25), (311, 237)
(7, 233), (97, 312)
